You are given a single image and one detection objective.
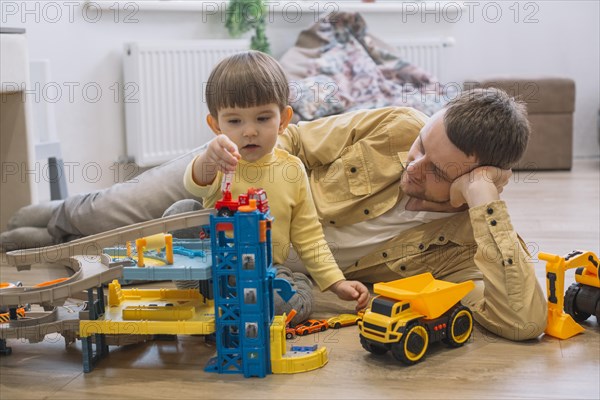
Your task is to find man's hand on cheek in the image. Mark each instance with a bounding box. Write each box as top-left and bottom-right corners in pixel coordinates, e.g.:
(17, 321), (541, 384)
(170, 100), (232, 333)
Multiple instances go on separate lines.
(450, 166), (512, 208)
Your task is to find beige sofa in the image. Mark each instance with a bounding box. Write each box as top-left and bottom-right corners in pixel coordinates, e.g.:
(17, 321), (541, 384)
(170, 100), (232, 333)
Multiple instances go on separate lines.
(464, 77), (576, 170)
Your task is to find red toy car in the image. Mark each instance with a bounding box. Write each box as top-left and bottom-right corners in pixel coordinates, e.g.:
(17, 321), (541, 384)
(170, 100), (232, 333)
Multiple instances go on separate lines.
(294, 319), (329, 336)
(215, 187), (269, 216)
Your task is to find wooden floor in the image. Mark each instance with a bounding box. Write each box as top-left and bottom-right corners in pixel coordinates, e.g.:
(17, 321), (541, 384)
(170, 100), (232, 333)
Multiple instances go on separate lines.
(1, 159), (599, 400)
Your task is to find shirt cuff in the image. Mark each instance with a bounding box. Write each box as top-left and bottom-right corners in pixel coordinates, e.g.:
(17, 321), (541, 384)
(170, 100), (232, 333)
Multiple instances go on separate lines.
(469, 200), (517, 268)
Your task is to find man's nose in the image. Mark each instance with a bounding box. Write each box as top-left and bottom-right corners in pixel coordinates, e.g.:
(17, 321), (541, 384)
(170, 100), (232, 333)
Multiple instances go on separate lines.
(406, 158), (425, 180)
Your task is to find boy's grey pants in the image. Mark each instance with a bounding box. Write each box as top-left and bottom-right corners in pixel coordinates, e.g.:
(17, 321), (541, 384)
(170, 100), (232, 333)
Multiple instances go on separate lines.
(48, 144), (208, 241)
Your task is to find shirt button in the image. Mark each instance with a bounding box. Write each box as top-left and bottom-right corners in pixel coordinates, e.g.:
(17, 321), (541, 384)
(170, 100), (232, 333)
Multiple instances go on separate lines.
(400, 265), (406, 271)
(487, 207), (494, 215)
(364, 209), (369, 215)
(490, 220), (497, 226)
(329, 220), (335, 225)
(438, 236), (445, 242)
(419, 243), (425, 250)
(382, 252), (388, 258)
(507, 258), (513, 265)
(350, 167), (357, 173)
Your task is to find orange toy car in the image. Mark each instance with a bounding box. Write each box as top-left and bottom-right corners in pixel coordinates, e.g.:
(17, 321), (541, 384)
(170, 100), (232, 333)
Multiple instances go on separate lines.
(294, 319), (329, 336)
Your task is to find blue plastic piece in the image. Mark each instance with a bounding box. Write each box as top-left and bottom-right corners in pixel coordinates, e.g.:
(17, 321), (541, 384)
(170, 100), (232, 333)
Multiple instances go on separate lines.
(206, 207), (295, 378)
(172, 246), (206, 258)
(290, 345), (318, 352)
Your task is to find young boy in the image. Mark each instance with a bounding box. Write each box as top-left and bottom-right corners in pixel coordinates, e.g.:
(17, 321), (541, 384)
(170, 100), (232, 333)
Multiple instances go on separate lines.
(182, 51), (369, 322)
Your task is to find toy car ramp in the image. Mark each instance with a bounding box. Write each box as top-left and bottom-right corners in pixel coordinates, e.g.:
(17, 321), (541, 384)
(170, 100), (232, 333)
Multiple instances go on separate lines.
(373, 273), (475, 320)
(5, 209), (214, 267)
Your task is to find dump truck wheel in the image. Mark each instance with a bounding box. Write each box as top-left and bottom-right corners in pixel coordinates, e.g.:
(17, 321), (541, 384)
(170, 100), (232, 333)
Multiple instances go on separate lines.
(392, 323), (428, 365)
(565, 283), (591, 322)
(595, 300), (600, 323)
(360, 335), (387, 355)
(444, 306), (473, 347)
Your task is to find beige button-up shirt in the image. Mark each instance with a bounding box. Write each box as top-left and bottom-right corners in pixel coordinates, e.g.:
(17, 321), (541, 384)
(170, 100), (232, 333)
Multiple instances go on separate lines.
(278, 107), (547, 340)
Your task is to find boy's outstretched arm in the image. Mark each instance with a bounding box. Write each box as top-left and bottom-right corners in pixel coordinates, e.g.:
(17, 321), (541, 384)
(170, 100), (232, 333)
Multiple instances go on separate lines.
(329, 280), (370, 311)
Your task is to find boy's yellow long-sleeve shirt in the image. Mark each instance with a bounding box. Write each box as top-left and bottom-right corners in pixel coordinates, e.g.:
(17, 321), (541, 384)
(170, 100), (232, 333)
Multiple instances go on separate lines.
(184, 147), (345, 291)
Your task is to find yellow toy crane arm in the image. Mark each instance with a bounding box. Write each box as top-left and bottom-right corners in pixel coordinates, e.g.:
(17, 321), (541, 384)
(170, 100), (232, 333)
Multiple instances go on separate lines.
(538, 250), (600, 339)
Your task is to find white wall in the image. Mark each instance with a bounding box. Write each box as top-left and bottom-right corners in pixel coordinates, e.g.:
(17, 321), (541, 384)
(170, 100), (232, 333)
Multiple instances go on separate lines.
(2, 0), (598, 198)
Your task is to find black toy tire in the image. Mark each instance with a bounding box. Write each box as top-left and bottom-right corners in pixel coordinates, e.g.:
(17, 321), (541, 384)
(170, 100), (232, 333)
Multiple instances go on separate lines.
(391, 322), (429, 365)
(360, 335), (388, 355)
(217, 208), (234, 217)
(444, 306), (474, 348)
(565, 283), (592, 322)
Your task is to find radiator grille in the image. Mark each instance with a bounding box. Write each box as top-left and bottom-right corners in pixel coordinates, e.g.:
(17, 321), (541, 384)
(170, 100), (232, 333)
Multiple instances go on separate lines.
(123, 38), (453, 166)
(391, 37), (455, 81)
(123, 40), (249, 167)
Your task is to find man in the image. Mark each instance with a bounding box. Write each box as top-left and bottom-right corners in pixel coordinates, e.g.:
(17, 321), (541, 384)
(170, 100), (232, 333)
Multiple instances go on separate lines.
(1, 88), (547, 340)
(280, 88), (546, 341)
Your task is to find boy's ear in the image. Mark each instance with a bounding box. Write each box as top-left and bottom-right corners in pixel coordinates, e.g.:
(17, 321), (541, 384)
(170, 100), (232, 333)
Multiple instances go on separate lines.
(206, 114), (221, 135)
(278, 106), (294, 134)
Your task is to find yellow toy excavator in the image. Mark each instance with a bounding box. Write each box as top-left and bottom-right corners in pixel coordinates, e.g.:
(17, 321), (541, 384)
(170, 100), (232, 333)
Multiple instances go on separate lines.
(538, 250), (600, 339)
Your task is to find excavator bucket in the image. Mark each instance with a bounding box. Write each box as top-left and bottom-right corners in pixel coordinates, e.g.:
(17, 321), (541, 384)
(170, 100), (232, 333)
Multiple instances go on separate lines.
(539, 251), (590, 340)
(545, 308), (585, 340)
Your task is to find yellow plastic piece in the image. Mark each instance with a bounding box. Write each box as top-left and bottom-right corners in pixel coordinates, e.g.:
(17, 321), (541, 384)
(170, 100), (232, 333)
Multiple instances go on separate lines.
(538, 251), (598, 339)
(270, 314), (328, 374)
(108, 280), (125, 307)
(81, 280), (214, 337)
(123, 305), (195, 321)
(374, 273), (475, 320)
(135, 233), (174, 267)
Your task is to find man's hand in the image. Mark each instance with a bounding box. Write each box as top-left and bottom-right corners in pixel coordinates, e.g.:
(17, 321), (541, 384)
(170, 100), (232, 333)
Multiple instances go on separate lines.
(329, 280), (370, 312)
(450, 166), (512, 208)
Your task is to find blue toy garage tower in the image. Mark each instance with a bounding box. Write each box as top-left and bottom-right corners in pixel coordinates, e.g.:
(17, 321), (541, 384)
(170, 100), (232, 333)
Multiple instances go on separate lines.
(206, 203), (293, 378)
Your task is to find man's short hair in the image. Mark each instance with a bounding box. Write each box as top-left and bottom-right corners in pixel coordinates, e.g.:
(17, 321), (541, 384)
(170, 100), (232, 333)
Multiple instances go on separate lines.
(205, 50), (289, 116)
(444, 88), (530, 169)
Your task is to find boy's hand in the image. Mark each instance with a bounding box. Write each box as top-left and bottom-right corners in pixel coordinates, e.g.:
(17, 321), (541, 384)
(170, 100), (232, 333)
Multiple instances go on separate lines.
(329, 280), (370, 312)
(450, 166), (512, 208)
(207, 135), (241, 173)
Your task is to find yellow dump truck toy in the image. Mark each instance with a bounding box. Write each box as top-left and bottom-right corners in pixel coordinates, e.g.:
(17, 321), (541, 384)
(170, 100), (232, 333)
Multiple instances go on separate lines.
(358, 272), (475, 365)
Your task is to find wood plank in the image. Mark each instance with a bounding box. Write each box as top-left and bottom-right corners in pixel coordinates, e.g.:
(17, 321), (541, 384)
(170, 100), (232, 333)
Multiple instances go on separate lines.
(1, 160), (598, 399)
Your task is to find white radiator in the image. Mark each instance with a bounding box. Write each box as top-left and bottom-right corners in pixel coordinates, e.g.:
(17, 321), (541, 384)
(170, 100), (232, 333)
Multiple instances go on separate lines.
(123, 40), (250, 167)
(123, 37), (453, 167)
(390, 37), (455, 82)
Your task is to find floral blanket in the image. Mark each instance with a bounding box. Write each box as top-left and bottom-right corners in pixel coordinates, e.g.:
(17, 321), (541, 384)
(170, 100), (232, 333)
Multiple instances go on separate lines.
(279, 12), (450, 121)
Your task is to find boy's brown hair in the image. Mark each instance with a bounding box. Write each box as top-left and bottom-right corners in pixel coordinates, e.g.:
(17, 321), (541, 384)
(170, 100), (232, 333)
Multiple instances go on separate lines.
(205, 50), (289, 117)
(444, 88), (530, 169)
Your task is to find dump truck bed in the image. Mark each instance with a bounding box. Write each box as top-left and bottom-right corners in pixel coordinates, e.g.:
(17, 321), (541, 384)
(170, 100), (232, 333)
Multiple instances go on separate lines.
(373, 273), (475, 319)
